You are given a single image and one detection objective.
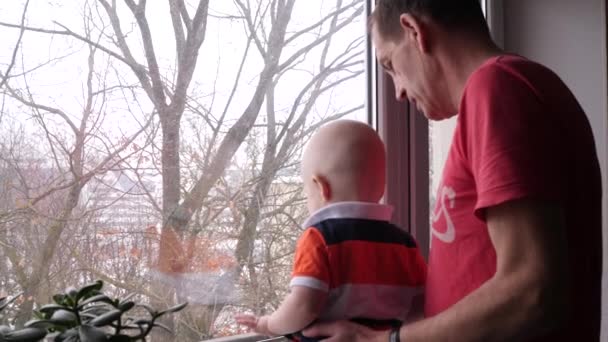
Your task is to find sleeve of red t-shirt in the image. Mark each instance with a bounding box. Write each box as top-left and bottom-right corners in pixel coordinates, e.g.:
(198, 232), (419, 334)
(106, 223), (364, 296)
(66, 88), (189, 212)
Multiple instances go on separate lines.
(289, 227), (330, 292)
(460, 61), (565, 219)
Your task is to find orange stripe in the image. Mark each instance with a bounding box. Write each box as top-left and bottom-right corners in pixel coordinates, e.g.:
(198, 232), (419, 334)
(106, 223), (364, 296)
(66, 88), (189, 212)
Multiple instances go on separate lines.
(327, 241), (426, 288)
(292, 228), (330, 283)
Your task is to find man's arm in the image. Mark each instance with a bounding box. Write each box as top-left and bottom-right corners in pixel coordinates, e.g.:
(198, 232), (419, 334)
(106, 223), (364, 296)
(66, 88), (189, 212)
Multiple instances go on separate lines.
(399, 198), (568, 341)
(303, 199), (568, 342)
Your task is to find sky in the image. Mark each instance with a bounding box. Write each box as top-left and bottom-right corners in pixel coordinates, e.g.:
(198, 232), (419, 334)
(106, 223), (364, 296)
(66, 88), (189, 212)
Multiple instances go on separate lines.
(0, 1), (368, 116)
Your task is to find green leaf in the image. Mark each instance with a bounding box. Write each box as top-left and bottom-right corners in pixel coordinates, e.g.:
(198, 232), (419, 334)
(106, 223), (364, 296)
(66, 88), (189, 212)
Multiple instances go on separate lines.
(81, 310), (112, 321)
(90, 310), (122, 327)
(2, 327), (47, 341)
(76, 281), (104, 302)
(23, 320), (53, 329)
(78, 295), (114, 309)
(117, 301), (134, 313)
(31, 311), (45, 320)
(107, 335), (131, 342)
(49, 310), (77, 326)
(78, 325), (108, 342)
(82, 304), (111, 313)
(65, 287), (78, 299)
(156, 302), (188, 317)
(0, 325), (12, 335)
(52, 294), (67, 305)
(79, 313), (100, 321)
(55, 328), (78, 341)
(47, 324), (67, 334)
(38, 304), (65, 314)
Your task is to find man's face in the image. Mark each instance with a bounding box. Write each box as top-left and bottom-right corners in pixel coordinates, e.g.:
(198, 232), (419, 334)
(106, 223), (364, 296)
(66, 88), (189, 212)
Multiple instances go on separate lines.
(372, 24), (450, 120)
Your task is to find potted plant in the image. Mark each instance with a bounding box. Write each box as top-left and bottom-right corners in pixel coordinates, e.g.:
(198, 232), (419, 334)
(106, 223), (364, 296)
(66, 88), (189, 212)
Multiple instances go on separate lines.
(0, 280), (187, 341)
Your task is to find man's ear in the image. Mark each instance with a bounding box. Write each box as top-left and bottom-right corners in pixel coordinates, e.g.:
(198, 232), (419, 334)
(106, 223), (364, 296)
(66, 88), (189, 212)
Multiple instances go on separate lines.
(312, 175), (332, 203)
(399, 13), (429, 54)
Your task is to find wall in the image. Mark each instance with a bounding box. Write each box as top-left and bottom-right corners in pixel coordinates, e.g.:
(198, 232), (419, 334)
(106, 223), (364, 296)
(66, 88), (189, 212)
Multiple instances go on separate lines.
(502, 0), (608, 336)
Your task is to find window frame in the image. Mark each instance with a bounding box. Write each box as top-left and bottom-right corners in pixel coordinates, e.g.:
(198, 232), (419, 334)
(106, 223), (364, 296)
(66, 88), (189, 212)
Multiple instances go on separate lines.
(376, 65), (430, 260)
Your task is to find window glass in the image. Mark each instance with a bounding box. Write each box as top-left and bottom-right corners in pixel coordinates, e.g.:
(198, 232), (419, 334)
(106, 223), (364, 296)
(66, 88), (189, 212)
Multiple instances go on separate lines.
(0, 0), (367, 339)
(429, 1), (487, 237)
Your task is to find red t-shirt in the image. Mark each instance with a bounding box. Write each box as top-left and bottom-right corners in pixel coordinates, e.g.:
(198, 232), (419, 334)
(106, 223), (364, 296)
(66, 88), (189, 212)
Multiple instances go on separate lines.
(425, 55), (602, 340)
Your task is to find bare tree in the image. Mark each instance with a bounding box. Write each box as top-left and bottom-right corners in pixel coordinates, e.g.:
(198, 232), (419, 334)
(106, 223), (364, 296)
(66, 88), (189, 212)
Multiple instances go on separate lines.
(0, 0), (365, 339)
(0, 3), (153, 326)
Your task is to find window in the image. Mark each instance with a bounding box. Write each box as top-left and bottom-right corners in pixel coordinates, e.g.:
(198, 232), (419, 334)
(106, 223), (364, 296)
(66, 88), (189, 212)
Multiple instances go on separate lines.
(0, 0), (368, 340)
(429, 118), (457, 243)
(429, 1), (499, 231)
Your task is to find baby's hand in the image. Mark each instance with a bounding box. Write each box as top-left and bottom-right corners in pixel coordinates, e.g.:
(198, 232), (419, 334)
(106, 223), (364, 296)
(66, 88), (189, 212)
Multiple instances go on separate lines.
(234, 314), (273, 336)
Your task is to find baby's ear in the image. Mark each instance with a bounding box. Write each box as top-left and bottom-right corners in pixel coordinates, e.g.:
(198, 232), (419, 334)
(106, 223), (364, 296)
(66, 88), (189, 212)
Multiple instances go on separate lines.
(312, 175), (332, 202)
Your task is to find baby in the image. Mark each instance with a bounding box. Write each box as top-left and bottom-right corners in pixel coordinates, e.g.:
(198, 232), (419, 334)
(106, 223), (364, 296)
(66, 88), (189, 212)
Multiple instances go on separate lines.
(235, 120), (426, 341)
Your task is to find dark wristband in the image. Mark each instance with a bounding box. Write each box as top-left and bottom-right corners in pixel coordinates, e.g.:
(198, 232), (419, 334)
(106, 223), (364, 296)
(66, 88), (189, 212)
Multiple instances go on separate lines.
(388, 325), (401, 342)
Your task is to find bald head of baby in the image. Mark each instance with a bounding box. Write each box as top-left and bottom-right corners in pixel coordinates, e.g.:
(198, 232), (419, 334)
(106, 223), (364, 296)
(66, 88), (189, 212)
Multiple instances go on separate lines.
(301, 120), (386, 213)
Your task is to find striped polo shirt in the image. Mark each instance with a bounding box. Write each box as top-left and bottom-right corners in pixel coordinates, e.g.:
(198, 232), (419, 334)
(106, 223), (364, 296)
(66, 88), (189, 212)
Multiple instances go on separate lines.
(290, 202), (427, 322)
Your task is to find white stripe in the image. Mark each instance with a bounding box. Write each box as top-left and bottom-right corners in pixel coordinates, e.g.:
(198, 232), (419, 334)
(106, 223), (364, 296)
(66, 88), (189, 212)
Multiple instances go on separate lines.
(302, 202), (394, 228)
(318, 284), (424, 321)
(290, 276), (329, 292)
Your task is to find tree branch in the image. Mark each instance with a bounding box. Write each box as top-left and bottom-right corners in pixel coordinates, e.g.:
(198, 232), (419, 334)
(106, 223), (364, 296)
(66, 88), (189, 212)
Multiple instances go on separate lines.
(278, 4), (363, 71)
(96, 0), (157, 103)
(234, 0), (268, 59)
(283, 2), (356, 46)
(0, 0), (30, 89)
(171, 0), (210, 115)
(4, 84), (79, 134)
(123, 0), (167, 107)
(176, 0), (193, 31)
(0, 20), (141, 76)
(169, 0), (187, 61)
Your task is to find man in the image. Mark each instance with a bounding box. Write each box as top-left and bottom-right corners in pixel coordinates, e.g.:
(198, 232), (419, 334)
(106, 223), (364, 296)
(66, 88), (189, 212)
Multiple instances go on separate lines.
(303, 1), (602, 341)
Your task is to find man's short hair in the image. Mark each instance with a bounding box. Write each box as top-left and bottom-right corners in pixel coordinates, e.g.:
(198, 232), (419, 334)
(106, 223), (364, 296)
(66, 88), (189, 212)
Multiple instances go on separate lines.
(370, 0), (489, 40)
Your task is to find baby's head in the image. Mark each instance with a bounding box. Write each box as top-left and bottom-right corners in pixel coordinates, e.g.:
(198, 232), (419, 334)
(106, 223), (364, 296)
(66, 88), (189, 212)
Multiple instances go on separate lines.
(301, 120), (386, 213)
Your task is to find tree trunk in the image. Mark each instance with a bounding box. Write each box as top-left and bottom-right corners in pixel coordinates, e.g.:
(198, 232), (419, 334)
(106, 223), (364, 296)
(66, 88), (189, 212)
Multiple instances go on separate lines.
(151, 113), (184, 341)
(14, 184), (82, 327)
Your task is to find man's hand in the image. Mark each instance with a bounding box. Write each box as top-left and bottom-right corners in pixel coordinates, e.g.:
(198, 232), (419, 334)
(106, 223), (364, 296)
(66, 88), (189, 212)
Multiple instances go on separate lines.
(234, 314), (274, 336)
(302, 320), (390, 342)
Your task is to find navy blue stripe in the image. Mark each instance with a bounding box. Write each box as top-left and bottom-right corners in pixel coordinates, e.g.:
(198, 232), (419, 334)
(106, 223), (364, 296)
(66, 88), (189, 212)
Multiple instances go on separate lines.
(312, 218), (417, 248)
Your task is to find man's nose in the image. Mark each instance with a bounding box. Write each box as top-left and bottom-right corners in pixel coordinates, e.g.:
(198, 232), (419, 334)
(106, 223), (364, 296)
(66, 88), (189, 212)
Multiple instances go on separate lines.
(395, 85), (407, 102)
